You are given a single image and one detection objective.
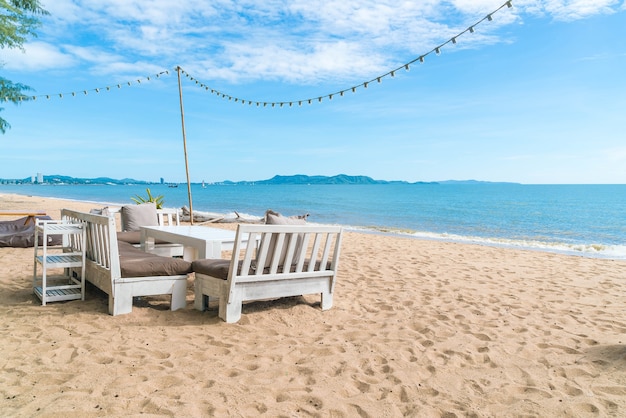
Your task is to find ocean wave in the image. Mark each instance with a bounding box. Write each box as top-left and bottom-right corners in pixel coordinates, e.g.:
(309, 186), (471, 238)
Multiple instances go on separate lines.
(348, 225), (626, 260)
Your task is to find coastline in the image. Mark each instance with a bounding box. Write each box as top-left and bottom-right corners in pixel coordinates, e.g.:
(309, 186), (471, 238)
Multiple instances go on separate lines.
(3, 187), (624, 261)
(2, 193), (626, 415)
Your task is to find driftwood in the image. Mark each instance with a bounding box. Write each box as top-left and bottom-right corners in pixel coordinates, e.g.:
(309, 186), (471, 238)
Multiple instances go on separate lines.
(180, 207), (310, 224)
(180, 207), (263, 224)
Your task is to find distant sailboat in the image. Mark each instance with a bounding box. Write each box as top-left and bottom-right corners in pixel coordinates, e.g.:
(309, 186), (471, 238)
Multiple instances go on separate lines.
(202, 180), (207, 188)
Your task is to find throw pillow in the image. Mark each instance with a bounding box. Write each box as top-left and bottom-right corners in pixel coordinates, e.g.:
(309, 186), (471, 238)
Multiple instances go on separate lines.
(121, 203), (158, 232)
(262, 210), (307, 268)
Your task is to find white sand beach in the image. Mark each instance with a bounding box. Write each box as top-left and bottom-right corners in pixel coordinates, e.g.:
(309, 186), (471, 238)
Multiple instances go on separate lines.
(1, 192), (625, 417)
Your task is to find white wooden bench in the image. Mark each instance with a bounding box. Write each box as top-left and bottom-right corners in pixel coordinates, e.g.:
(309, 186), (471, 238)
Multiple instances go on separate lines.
(193, 224), (343, 323)
(61, 209), (192, 316)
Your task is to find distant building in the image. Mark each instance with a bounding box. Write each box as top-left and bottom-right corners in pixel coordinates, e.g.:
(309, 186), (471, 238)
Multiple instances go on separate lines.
(31, 176), (35, 183)
(160, 178), (164, 184)
(37, 173), (43, 184)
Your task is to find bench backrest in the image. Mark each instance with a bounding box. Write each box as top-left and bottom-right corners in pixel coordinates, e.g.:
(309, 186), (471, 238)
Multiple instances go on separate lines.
(61, 209), (122, 285)
(157, 208), (180, 226)
(229, 224), (343, 286)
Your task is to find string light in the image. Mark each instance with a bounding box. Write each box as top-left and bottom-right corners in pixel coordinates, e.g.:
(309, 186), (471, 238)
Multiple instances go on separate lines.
(13, 2), (511, 105)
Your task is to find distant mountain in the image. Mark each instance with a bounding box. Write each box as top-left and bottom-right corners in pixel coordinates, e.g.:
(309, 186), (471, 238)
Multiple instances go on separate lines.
(255, 174), (419, 185)
(15, 175), (152, 185)
(0, 174), (519, 186)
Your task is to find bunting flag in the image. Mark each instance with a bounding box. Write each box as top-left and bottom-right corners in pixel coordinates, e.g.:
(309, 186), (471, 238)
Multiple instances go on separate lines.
(2, 1), (513, 107)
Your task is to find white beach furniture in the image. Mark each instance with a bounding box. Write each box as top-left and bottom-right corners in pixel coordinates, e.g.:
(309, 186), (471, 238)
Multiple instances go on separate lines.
(32, 219), (86, 305)
(193, 224), (343, 323)
(61, 209), (192, 315)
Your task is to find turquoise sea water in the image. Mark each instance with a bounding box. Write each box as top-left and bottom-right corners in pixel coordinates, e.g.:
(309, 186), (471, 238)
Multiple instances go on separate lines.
(2, 183), (625, 259)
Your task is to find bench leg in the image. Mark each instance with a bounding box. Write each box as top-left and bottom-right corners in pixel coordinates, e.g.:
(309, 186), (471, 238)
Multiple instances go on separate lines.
(109, 291), (133, 316)
(320, 291), (333, 310)
(194, 279), (208, 311)
(171, 280), (187, 311)
(219, 299), (242, 323)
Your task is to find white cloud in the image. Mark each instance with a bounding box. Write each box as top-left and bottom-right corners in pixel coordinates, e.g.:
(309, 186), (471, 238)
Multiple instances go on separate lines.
(1, 41), (76, 70)
(20, 0), (626, 83)
(514, 0), (622, 20)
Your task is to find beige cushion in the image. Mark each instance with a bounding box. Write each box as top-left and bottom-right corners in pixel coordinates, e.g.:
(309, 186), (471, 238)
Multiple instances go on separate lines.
(121, 203), (158, 232)
(262, 210), (306, 268)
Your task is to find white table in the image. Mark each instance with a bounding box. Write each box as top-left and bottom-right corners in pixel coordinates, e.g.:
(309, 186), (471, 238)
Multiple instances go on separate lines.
(140, 225), (240, 261)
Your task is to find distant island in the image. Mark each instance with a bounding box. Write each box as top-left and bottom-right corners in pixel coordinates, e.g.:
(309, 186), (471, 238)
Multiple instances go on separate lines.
(0, 174), (518, 186)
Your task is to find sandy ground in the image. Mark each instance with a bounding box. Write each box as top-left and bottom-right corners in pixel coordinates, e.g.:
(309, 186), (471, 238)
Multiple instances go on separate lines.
(1, 192), (626, 417)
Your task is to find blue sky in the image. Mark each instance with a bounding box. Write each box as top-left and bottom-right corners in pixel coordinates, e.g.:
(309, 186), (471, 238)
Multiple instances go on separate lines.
(1, 0), (625, 184)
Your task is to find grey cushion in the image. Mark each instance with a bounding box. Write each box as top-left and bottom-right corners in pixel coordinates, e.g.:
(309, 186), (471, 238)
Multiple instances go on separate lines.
(117, 231), (172, 245)
(120, 203), (158, 232)
(263, 210), (307, 267)
(0, 216), (62, 248)
(117, 241), (191, 278)
(191, 258), (330, 280)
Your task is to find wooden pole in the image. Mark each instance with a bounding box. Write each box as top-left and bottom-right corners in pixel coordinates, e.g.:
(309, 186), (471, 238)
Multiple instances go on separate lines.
(177, 66), (194, 225)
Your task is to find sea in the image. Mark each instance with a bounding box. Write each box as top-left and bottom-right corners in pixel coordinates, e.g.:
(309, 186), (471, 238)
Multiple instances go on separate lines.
(2, 182), (625, 260)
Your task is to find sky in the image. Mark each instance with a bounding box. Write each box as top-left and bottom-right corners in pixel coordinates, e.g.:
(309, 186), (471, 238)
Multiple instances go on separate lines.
(1, 0), (625, 184)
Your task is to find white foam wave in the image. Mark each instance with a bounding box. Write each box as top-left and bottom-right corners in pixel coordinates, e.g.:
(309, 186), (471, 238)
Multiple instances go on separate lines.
(345, 225), (626, 260)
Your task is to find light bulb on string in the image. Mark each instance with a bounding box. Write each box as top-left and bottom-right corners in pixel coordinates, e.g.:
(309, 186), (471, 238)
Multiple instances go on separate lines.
(487, 14), (493, 21)
(469, 26), (475, 33)
(435, 47), (441, 55)
(419, 56), (425, 63)
(452, 37), (457, 44)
